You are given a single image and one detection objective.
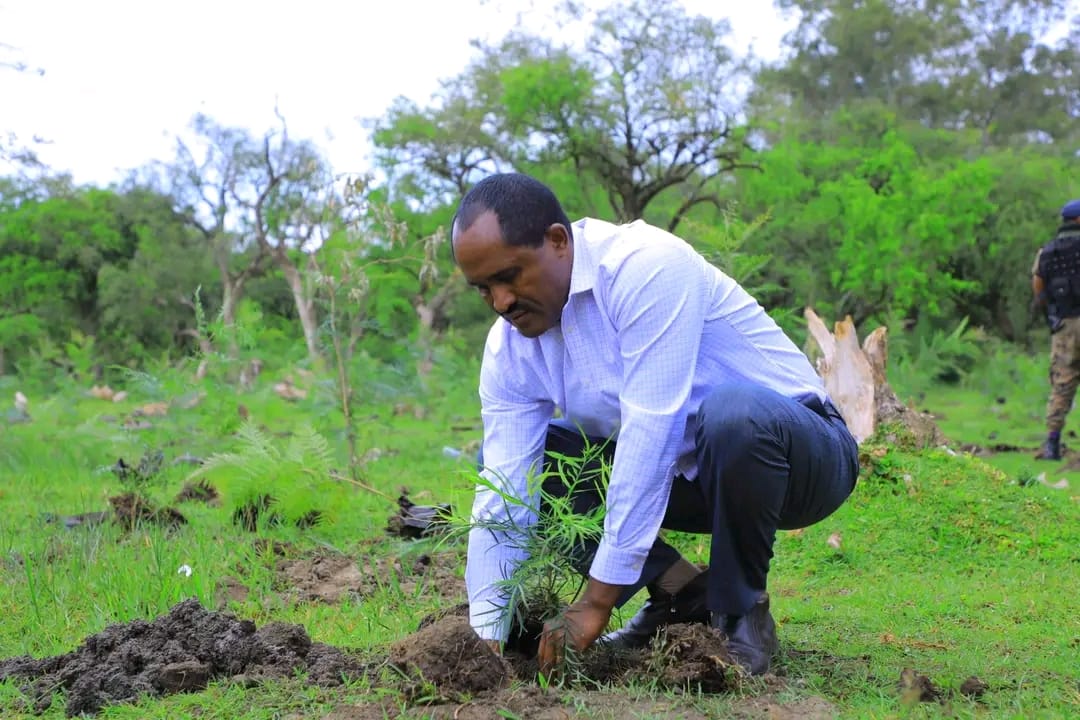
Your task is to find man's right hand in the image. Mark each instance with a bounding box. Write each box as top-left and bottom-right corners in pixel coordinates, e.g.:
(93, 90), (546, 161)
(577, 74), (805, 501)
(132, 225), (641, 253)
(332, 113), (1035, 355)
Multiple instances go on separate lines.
(484, 639), (501, 655)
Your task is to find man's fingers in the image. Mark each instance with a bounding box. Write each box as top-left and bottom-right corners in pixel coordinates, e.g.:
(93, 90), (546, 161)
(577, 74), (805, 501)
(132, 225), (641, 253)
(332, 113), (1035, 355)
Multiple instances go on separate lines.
(538, 624), (565, 677)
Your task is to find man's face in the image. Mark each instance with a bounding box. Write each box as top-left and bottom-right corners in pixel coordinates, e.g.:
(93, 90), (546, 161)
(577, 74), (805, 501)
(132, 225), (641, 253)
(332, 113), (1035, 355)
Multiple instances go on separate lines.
(453, 210), (572, 338)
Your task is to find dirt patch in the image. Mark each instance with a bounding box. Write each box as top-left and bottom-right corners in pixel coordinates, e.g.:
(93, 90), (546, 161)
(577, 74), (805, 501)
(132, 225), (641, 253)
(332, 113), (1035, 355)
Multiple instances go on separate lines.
(0, 598), (365, 717)
(275, 551), (465, 604)
(108, 492), (187, 530)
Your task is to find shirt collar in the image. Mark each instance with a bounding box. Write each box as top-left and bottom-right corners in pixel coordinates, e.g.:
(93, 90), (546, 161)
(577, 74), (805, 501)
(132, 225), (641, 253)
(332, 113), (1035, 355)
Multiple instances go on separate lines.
(567, 218), (600, 297)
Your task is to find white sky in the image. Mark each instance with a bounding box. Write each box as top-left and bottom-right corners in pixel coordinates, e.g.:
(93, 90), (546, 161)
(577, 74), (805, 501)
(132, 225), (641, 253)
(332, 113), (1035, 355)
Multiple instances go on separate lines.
(0, 0), (793, 187)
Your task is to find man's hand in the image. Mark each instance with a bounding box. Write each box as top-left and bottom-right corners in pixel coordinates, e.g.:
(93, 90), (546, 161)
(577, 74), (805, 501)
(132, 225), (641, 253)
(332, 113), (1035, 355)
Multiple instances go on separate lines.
(537, 578), (622, 678)
(483, 639), (501, 655)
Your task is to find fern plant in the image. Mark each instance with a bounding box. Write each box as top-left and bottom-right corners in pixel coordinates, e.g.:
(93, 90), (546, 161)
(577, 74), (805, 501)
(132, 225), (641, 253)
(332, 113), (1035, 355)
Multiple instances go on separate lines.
(188, 421), (346, 529)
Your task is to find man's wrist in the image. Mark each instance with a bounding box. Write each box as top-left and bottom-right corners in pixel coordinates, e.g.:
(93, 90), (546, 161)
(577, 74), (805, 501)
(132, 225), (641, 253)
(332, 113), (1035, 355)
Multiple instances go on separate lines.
(581, 577), (623, 612)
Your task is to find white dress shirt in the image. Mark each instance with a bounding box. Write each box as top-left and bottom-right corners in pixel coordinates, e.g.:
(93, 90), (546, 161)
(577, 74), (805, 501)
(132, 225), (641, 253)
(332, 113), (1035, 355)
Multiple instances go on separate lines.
(466, 218), (825, 640)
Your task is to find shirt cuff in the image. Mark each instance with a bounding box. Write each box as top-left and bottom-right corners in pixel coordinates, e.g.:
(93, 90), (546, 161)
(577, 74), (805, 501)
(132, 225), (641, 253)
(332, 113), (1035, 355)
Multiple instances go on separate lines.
(588, 540), (648, 586)
(469, 599), (512, 641)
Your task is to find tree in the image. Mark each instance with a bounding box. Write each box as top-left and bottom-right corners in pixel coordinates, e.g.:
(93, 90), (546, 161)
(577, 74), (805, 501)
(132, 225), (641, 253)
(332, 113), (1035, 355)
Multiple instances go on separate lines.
(734, 111), (998, 326)
(761, 0), (1079, 146)
(153, 114), (271, 357)
(244, 114), (339, 362)
(0, 184), (142, 374)
(371, 0), (757, 231)
(154, 113), (339, 361)
(95, 188), (218, 363)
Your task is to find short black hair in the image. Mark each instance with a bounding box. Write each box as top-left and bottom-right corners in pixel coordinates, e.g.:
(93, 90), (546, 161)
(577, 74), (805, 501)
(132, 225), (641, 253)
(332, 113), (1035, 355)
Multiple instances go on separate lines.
(452, 173), (572, 250)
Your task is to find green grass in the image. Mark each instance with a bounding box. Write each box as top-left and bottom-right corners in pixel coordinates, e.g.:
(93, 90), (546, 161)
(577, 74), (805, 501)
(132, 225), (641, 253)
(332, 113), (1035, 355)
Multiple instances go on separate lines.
(0, 352), (1078, 719)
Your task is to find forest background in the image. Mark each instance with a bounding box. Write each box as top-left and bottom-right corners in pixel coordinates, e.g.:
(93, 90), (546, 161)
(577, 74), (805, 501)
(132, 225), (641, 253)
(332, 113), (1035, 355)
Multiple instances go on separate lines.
(1, 0), (1078, 400)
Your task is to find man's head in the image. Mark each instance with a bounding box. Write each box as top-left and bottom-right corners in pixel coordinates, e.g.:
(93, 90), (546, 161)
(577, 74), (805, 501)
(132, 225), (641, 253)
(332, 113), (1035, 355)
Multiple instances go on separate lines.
(451, 173), (574, 338)
(1062, 199), (1080, 224)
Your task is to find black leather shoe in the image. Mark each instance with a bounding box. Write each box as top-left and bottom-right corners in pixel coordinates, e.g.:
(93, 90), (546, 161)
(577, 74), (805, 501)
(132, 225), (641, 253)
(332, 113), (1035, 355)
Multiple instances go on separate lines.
(601, 572), (709, 649)
(710, 592), (778, 675)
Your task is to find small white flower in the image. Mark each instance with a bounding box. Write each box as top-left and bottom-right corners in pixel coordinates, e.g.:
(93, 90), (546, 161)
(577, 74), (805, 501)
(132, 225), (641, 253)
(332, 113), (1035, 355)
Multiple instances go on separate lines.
(177, 564), (193, 577)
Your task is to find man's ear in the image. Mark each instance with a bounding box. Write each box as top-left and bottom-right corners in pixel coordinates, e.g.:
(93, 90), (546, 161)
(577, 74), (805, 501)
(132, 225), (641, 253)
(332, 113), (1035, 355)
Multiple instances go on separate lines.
(546, 223), (571, 253)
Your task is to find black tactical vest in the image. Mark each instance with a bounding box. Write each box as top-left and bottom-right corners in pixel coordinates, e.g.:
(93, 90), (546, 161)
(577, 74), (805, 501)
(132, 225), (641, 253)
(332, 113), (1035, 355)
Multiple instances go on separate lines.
(1038, 226), (1080, 318)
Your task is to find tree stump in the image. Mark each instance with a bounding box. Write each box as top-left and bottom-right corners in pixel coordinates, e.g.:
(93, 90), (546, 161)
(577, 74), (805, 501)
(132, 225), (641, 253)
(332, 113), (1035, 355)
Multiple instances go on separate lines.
(804, 308), (945, 447)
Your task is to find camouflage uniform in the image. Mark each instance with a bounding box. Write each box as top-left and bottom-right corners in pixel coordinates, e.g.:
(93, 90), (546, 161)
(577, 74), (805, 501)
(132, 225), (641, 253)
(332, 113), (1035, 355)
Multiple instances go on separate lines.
(1033, 243), (1080, 434)
(1045, 317), (1080, 432)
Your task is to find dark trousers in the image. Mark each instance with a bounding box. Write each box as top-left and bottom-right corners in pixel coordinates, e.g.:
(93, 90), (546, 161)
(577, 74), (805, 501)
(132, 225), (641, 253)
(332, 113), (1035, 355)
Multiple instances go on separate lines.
(539, 382), (860, 617)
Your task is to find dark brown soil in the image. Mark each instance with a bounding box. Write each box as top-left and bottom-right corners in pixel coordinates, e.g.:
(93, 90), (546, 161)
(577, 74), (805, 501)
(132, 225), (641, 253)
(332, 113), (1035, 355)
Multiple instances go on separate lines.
(108, 492), (187, 530)
(0, 598), (365, 717)
(389, 616), (510, 696)
(0, 596), (840, 719)
(330, 617), (837, 719)
(648, 622), (738, 691)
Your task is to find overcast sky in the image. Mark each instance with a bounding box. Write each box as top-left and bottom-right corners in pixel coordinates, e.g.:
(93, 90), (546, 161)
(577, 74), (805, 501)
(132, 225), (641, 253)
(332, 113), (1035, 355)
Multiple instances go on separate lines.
(0, 0), (793, 186)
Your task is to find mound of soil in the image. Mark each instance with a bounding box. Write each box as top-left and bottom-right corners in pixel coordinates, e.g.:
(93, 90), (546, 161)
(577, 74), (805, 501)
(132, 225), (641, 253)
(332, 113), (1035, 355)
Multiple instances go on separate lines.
(389, 616), (510, 697)
(650, 623), (737, 692)
(0, 598), (364, 717)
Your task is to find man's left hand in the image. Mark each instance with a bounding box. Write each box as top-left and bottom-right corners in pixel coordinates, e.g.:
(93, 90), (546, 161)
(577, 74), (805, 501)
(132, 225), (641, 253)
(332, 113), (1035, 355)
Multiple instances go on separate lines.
(537, 578), (622, 678)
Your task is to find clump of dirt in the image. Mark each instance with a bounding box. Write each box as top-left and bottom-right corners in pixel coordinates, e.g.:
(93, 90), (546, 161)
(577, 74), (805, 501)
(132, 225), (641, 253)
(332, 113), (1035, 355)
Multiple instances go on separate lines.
(0, 598), (365, 717)
(108, 492), (187, 530)
(275, 551), (465, 604)
(386, 491), (452, 539)
(174, 480), (219, 505)
(389, 616), (510, 697)
(647, 623), (738, 692)
(417, 602), (545, 660)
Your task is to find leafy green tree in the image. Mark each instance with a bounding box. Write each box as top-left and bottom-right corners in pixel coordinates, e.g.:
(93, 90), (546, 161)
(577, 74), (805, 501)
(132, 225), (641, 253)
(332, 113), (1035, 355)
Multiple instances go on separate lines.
(761, 0), (1079, 146)
(0, 185), (141, 373)
(371, 0), (756, 231)
(735, 112), (998, 326)
(95, 188), (218, 364)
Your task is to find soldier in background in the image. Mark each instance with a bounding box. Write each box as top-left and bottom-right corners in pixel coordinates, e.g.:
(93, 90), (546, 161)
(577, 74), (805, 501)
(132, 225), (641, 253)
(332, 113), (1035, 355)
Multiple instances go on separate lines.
(1031, 199), (1080, 460)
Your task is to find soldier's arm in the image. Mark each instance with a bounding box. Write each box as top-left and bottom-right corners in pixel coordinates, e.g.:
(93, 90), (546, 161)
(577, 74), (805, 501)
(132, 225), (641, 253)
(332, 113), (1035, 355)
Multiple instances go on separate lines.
(1032, 248), (1046, 308)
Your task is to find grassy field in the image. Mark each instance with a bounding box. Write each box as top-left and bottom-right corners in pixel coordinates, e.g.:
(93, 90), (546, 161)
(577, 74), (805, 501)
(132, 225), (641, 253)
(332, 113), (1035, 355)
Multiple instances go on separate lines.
(0, 349), (1077, 719)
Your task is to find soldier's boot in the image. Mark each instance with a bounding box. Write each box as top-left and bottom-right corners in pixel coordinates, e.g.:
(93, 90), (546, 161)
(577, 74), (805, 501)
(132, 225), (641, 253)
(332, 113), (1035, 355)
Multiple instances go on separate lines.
(1034, 434), (1062, 461)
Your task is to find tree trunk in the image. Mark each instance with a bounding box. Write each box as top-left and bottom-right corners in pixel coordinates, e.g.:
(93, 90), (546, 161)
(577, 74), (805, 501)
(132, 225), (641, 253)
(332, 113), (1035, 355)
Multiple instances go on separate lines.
(280, 259), (320, 362)
(804, 307), (945, 447)
(220, 279), (243, 359)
